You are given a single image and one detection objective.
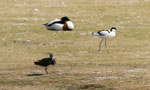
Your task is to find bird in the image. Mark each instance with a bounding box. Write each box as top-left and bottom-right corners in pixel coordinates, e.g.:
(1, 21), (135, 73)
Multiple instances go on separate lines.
(43, 16), (74, 31)
(34, 53), (56, 74)
(92, 27), (117, 53)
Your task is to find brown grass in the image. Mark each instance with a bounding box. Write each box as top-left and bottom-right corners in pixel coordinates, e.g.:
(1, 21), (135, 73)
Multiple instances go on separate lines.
(0, 0), (150, 90)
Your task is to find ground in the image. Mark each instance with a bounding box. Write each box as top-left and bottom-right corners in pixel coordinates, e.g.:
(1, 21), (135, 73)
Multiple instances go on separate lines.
(0, 0), (150, 90)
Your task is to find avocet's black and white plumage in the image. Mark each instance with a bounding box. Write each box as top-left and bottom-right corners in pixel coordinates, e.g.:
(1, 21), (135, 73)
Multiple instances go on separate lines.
(34, 53), (56, 74)
(43, 16), (74, 31)
(92, 27), (117, 53)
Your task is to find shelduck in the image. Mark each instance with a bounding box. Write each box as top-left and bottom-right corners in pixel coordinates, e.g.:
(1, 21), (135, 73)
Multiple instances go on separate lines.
(43, 16), (74, 31)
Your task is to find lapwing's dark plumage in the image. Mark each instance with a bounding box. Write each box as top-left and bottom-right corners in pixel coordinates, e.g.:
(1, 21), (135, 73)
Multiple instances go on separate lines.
(34, 53), (56, 74)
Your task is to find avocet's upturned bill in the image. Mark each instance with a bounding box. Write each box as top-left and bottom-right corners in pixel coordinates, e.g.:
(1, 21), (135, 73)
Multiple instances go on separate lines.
(43, 16), (74, 31)
(92, 27), (117, 53)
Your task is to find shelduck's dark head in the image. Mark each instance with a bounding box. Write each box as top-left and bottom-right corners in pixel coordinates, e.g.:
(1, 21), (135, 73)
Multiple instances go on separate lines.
(61, 16), (70, 22)
(110, 27), (117, 32)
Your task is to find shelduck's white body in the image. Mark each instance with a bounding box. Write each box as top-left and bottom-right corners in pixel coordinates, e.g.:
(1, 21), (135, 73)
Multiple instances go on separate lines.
(45, 19), (63, 30)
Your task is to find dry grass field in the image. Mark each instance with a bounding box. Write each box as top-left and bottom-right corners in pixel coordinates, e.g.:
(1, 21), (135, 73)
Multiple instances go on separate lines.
(0, 0), (150, 90)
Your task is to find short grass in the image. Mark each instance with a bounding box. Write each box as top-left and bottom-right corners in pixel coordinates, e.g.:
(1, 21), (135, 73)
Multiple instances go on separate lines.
(0, 0), (150, 90)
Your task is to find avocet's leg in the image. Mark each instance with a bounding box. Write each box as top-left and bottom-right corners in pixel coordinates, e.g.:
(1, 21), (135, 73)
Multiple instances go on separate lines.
(98, 39), (104, 52)
(105, 39), (109, 53)
(45, 67), (48, 74)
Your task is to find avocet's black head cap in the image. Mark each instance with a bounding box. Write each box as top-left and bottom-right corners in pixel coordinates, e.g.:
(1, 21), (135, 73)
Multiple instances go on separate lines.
(110, 27), (117, 30)
(61, 16), (70, 21)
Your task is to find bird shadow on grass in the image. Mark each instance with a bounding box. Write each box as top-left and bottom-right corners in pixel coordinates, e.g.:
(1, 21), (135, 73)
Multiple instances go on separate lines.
(26, 73), (44, 77)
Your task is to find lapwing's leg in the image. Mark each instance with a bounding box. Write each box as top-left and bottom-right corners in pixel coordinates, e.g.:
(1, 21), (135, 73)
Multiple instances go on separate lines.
(105, 39), (109, 53)
(98, 39), (104, 52)
(45, 67), (48, 74)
